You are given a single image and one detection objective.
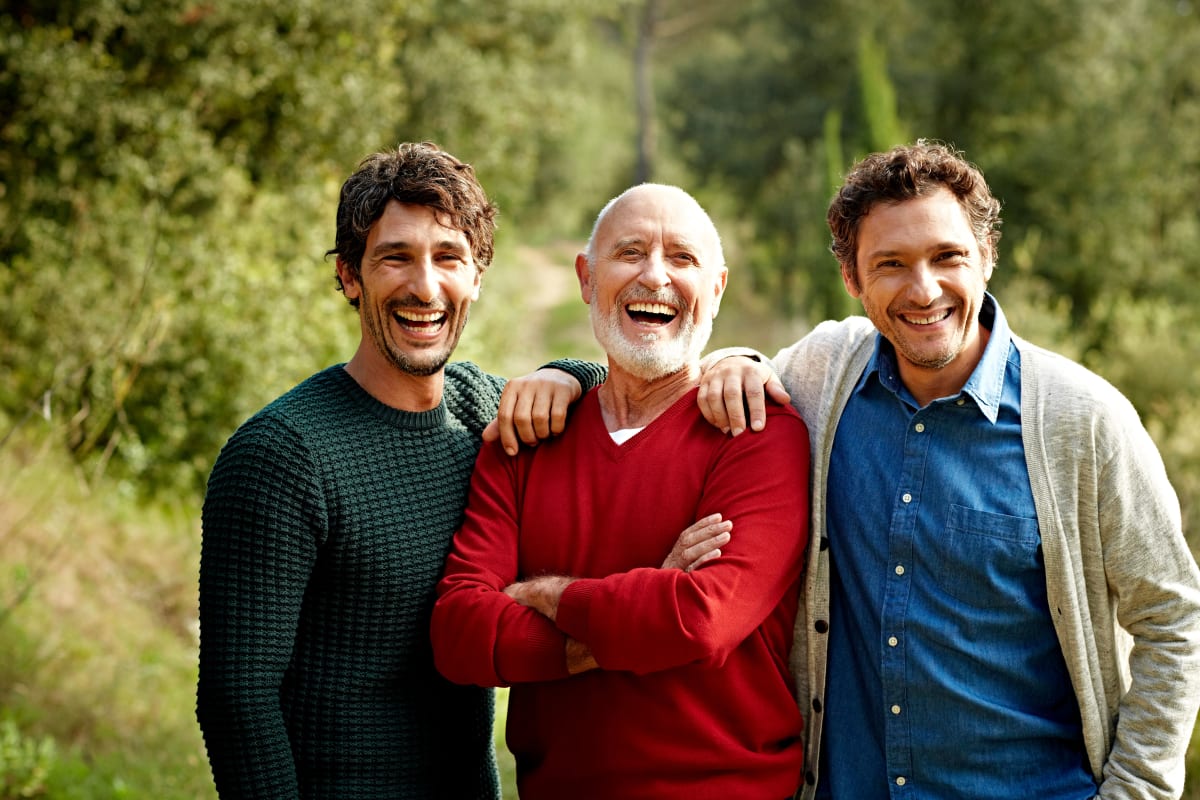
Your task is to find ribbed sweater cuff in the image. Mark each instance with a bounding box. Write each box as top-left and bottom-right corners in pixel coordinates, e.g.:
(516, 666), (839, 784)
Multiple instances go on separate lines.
(540, 359), (607, 393)
(555, 578), (601, 644)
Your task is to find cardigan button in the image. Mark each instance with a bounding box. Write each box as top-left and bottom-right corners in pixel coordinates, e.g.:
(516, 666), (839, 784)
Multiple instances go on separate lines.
(814, 619), (829, 634)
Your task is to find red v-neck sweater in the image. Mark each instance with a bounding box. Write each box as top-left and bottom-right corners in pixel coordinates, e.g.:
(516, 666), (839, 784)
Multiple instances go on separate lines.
(433, 387), (810, 799)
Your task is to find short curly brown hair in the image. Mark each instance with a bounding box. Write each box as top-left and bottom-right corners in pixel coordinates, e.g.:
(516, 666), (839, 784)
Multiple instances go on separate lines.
(828, 140), (1001, 285)
(327, 142), (498, 307)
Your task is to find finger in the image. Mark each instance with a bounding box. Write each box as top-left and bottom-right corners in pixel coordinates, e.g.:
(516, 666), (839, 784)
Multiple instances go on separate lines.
(685, 548), (722, 572)
(765, 374), (791, 406)
(683, 531), (730, 563)
(741, 376), (767, 433)
(678, 515), (725, 544)
(512, 390), (540, 447)
(722, 377), (750, 436)
(530, 388), (554, 440)
(546, 388), (572, 437)
(697, 380), (732, 434)
(482, 419), (499, 443)
(496, 388), (520, 456)
(748, 368), (787, 432)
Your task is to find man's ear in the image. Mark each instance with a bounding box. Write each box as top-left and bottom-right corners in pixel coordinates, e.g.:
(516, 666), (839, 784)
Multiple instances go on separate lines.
(575, 253), (593, 304)
(335, 258), (362, 302)
(840, 261), (861, 299)
(711, 266), (729, 318)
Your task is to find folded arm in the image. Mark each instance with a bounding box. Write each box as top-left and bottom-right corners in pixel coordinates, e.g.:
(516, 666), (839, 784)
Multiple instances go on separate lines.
(554, 412), (810, 675)
(432, 446), (738, 685)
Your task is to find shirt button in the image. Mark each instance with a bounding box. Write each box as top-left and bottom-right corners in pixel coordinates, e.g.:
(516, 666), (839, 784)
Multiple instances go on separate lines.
(914, 422), (925, 433)
(902, 492), (912, 503)
(888, 636), (898, 647)
(896, 776), (907, 786)
(895, 564), (905, 576)
(891, 704), (901, 715)
(956, 397), (966, 406)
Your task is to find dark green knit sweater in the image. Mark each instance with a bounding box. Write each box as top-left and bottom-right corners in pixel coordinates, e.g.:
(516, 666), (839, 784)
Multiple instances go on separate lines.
(197, 360), (603, 799)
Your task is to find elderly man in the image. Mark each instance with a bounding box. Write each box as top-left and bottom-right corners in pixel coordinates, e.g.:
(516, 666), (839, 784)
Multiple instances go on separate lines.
(431, 183), (811, 799)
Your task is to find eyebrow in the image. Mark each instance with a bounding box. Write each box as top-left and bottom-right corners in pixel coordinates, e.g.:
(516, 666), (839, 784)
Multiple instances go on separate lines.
(609, 235), (703, 253)
(665, 236), (703, 253)
(370, 240), (470, 257)
(865, 241), (972, 260)
(609, 236), (647, 252)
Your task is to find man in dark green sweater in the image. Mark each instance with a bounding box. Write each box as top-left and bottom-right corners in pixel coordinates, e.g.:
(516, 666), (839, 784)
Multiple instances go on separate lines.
(195, 142), (607, 798)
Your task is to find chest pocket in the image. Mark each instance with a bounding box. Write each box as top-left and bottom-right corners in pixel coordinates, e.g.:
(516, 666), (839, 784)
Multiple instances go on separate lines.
(929, 504), (1042, 610)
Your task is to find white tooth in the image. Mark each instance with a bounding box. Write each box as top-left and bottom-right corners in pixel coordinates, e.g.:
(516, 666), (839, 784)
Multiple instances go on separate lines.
(909, 310), (949, 325)
(627, 302), (676, 316)
(397, 311), (444, 322)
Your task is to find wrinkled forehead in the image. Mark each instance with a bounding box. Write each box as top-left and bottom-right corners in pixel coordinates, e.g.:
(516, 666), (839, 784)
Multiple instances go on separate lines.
(596, 187), (719, 254)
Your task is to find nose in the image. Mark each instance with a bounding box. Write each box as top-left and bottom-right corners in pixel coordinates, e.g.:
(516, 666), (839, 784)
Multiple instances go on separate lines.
(638, 251), (670, 290)
(409, 256), (438, 303)
(906, 261), (940, 307)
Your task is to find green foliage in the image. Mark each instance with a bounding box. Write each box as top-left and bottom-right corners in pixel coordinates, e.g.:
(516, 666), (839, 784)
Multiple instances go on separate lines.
(0, 428), (214, 799)
(856, 31), (907, 152)
(0, 718), (53, 799)
(0, 1), (637, 496)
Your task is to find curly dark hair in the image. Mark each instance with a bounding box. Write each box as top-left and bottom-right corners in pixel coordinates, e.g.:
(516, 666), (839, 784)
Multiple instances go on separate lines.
(327, 142), (498, 307)
(827, 140), (1001, 284)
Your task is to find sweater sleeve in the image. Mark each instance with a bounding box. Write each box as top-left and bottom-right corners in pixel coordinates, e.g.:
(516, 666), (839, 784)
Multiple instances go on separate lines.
(196, 414), (326, 799)
(555, 409), (811, 674)
(1082, 383), (1200, 797)
(432, 441), (572, 686)
(539, 358), (607, 393)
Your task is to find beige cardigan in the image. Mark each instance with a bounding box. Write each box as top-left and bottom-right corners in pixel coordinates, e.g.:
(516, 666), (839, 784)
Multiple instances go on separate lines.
(774, 316), (1200, 800)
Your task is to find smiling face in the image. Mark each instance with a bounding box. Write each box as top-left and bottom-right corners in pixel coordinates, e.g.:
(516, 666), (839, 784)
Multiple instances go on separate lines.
(578, 185), (727, 382)
(843, 187), (994, 400)
(337, 200), (480, 379)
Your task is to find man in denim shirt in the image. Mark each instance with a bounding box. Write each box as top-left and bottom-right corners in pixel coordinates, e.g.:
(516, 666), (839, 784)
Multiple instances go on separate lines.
(701, 141), (1200, 799)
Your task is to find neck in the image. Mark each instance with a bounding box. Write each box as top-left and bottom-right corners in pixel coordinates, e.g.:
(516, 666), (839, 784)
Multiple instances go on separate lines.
(598, 362), (698, 430)
(343, 347), (444, 411)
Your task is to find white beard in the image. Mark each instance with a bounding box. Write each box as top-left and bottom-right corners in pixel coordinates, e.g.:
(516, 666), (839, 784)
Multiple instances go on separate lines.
(589, 290), (713, 381)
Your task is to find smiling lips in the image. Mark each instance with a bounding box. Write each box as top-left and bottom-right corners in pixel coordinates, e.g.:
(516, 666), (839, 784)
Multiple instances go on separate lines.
(626, 301), (678, 325)
(900, 307), (953, 326)
(394, 307), (448, 334)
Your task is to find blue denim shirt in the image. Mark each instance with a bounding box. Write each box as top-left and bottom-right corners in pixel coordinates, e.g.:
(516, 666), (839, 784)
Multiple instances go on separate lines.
(816, 296), (1096, 799)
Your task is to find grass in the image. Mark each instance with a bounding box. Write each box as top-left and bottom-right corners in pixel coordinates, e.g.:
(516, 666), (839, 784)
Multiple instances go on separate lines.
(494, 688), (518, 798)
(0, 428), (214, 798)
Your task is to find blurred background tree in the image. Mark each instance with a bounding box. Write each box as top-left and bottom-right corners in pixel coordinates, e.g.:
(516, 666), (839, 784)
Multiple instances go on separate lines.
(2, 0), (1199, 796)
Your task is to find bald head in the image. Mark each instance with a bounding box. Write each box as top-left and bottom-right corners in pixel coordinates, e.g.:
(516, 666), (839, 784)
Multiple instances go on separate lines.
(584, 184), (724, 271)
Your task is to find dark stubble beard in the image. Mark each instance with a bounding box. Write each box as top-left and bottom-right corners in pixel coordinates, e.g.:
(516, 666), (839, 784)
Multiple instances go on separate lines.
(361, 287), (469, 377)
